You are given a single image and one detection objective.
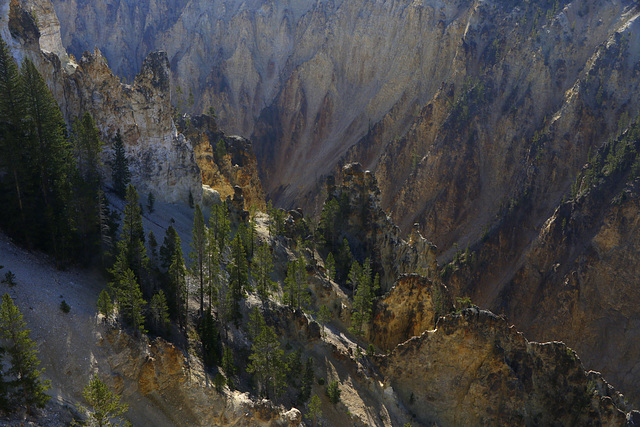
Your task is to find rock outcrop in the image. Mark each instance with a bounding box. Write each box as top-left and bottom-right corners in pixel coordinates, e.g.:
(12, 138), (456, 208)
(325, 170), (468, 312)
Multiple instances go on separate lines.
(3, 0), (203, 204)
(368, 274), (453, 352)
(319, 163), (437, 291)
(178, 114), (266, 210)
(377, 308), (630, 426)
(103, 329), (301, 427)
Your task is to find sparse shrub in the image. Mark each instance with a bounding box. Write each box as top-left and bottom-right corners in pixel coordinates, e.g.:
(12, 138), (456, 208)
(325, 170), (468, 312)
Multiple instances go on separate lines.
(2, 271), (16, 286)
(214, 373), (226, 393)
(317, 377), (325, 386)
(60, 300), (70, 313)
(326, 380), (341, 404)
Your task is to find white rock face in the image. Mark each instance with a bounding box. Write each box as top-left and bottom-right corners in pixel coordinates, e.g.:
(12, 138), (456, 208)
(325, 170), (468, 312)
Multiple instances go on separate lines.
(4, 0), (202, 204)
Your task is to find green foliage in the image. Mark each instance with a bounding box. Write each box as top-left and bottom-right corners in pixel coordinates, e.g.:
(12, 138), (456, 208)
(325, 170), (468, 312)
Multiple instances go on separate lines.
(146, 192), (155, 214)
(2, 271), (16, 286)
(188, 190), (194, 209)
(119, 185), (148, 280)
(167, 235), (187, 330)
(299, 357), (314, 404)
(228, 233), (249, 326)
(267, 201), (285, 237)
(325, 252), (335, 281)
(306, 394), (322, 427)
(455, 296), (473, 313)
(159, 225), (179, 271)
(215, 139), (226, 163)
(60, 300), (71, 313)
(284, 257), (307, 309)
(97, 289), (113, 317)
(221, 346), (236, 377)
(326, 380), (341, 404)
(147, 291), (170, 336)
(213, 373), (225, 393)
(109, 265), (146, 335)
(252, 242), (276, 305)
(199, 310), (220, 367)
(247, 320), (285, 399)
(80, 374), (129, 427)
(318, 305), (331, 337)
(0, 293), (51, 413)
(349, 259), (379, 335)
(189, 204), (207, 318)
(111, 130), (130, 199)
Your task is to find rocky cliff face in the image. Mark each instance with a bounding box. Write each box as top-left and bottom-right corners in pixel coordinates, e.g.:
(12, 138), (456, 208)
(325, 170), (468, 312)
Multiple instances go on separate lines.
(320, 163), (438, 291)
(178, 114), (266, 210)
(3, 0), (203, 204)
(378, 308), (632, 426)
(103, 329), (301, 427)
(368, 274), (453, 352)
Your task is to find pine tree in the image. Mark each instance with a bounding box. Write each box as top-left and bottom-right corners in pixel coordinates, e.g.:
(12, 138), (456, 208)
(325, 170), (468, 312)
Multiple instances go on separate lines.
(284, 257), (306, 309)
(189, 204), (206, 318)
(159, 225), (179, 271)
(247, 320), (285, 399)
(80, 374), (129, 427)
(210, 203), (230, 254)
(325, 252), (335, 281)
(111, 130), (130, 199)
(97, 289), (113, 318)
(71, 112), (104, 262)
(147, 290), (170, 336)
(199, 310), (220, 367)
(252, 242), (275, 306)
(120, 184), (148, 281)
(307, 394), (322, 427)
(228, 233), (249, 326)
(350, 259), (379, 335)
(0, 293), (50, 413)
(299, 357), (314, 404)
(146, 192), (155, 214)
(147, 230), (158, 267)
(109, 262), (146, 335)
(0, 36), (29, 240)
(21, 58), (77, 263)
(205, 223), (221, 313)
(167, 238), (187, 330)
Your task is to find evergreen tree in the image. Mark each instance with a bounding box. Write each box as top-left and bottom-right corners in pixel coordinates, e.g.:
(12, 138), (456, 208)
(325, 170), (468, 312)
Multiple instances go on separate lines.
(252, 242), (276, 306)
(209, 203), (230, 254)
(147, 230), (158, 268)
(146, 192), (155, 214)
(80, 374), (129, 427)
(0, 293), (50, 413)
(120, 185), (148, 281)
(111, 130), (130, 199)
(167, 238), (187, 330)
(228, 233), (249, 326)
(189, 204), (206, 318)
(109, 261), (146, 335)
(147, 290), (170, 336)
(70, 112), (104, 261)
(0, 36), (29, 240)
(307, 394), (322, 427)
(159, 225), (179, 271)
(199, 310), (220, 367)
(205, 222), (222, 313)
(97, 289), (113, 318)
(299, 357), (314, 404)
(325, 252), (335, 281)
(21, 58), (77, 263)
(247, 320), (285, 399)
(349, 258), (379, 335)
(284, 257), (306, 309)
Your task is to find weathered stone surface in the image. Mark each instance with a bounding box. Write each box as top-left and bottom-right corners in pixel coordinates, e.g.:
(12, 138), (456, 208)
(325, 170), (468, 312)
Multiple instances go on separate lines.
(377, 308), (629, 426)
(104, 329), (301, 427)
(369, 274), (453, 352)
(321, 163), (437, 290)
(4, 0), (203, 204)
(178, 114), (266, 210)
